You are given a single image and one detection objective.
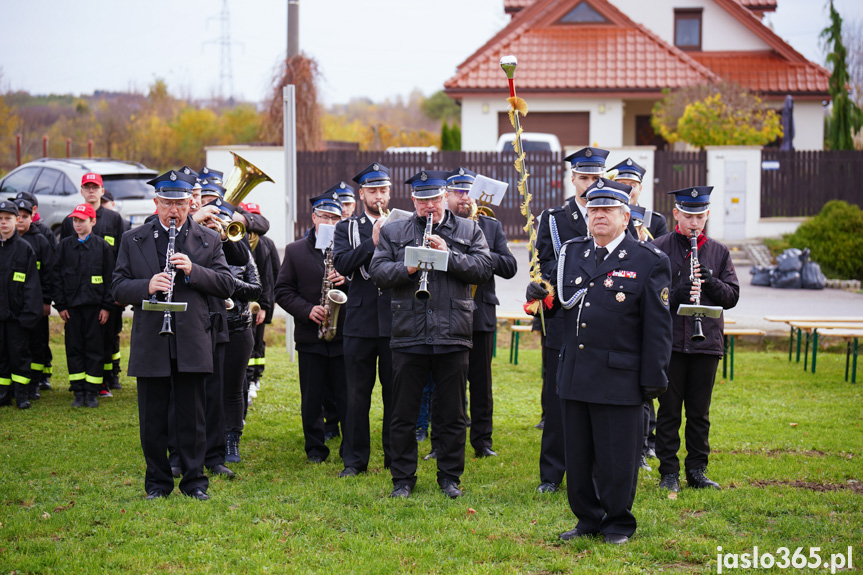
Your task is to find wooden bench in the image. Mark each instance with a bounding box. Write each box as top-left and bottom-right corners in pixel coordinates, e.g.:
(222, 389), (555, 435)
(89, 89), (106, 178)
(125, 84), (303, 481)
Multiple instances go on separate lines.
(815, 328), (863, 383)
(723, 328), (766, 381)
(764, 316), (863, 364)
(787, 321), (863, 377)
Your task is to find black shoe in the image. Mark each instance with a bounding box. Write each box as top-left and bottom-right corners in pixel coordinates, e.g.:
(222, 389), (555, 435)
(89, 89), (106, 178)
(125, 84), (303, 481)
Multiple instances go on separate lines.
(84, 392), (99, 408)
(185, 488), (209, 501)
(423, 449), (437, 461)
(537, 481), (558, 493)
(389, 483), (412, 498)
(338, 467), (362, 478)
(324, 430), (340, 442)
(17, 398), (31, 410)
(108, 377), (123, 390)
(560, 527), (596, 541)
(646, 448), (656, 459)
(639, 455), (652, 471)
(475, 447), (498, 458)
(415, 427), (428, 442)
(659, 473), (680, 492)
(71, 391), (85, 408)
(29, 388), (40, 400)
(171, 466), (183, 479)
(146, 489), (169, 500)
(686, 467), (721, 490)
(225, 432), (241, 463)
(605, 534), (630, 545)
(440, 480), (463, 499)
(307, 455), (324, 463)
(0, 388), (10, 407)
(207, 464), (235, 478)
(535, 418), (545, 430)
(38, 377), (52, 391)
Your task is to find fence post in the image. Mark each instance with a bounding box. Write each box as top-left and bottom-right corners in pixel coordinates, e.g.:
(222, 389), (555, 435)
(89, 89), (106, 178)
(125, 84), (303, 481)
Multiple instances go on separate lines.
(42, 135), (49, 158)
(66, 138), (72, 158)
(16, 134), (22, 166)
(88, 139), (94, 158)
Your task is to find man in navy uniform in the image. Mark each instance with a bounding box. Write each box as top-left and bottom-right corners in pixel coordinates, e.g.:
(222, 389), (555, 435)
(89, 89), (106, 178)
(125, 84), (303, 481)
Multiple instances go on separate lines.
(445, 167), (517, 458)
(274, 191), (349, 464)
(337, 184), (357, 219)
(112, 170), (235, 500)
(609, 158), (667, 241)
(532, 146), (608, 493)
(333, 165), (395, 477)
(369, 170), (492, 499)
(527, 178), (672, 544)
(652, 187), (739, 492)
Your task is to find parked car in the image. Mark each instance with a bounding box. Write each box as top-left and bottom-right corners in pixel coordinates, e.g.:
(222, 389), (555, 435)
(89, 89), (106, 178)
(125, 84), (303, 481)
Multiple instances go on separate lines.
(0, 158), (158, 237)
(495, 132), (562, 153)
(493, 133), (564, 213)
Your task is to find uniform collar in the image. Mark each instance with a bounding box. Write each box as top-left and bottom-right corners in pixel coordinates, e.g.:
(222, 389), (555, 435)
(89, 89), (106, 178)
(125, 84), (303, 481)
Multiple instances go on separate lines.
(594, 230), (626, 256)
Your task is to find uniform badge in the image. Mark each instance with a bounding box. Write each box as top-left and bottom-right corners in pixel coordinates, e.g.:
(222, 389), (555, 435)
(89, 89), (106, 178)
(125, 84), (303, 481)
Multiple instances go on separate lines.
(360, 217), (366, 224)
(572, 211), (578, 221)
(691, 189), (699, 197)
(626, 158), (633, 166)
(618, 250), (627, 259)
(583, 249), (590, 258)
(585, 149), (593, 158)
(596, 179), (604, 189)
(661, 287), (669, 307)
(153, 230), (159, 239)
(616, 292), (626, 302)
(420, 172), (428, 181)
(169, 173), (177, 181)
(339, 182), (346, 189)
(575, 277), (582, 285)
(372, 163), (379, 171)
(654, 248), (661, 254)
(458, 167), (465, 176)
(604, 277), (614, 288)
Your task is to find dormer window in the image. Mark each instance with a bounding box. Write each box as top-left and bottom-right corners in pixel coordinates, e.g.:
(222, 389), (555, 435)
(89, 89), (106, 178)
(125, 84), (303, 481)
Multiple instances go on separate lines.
(559, 1), (608, 24)
(674, 9), (702, 50)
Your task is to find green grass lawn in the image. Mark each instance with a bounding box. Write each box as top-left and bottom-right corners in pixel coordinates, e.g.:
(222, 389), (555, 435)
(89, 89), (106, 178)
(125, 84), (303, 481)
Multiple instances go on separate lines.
(1, 321), (861, 573)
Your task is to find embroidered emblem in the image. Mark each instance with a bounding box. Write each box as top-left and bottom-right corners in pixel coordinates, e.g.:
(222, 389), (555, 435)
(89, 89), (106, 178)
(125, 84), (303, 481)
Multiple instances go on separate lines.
(572, 211), (578, 221)
(618, 250), (627, 259)
(458, 167), (465, 176)
(626, 158), (633, 166)
(420, 172), (428, 181)
(583, 249), (590, 258)
(661, 287), (669, 307)
(339, 182), (346, 189)
(691, 189), (698, 197)
(153, 230), (159, 239)
(585, 149), (593, 158)
(202, 167), (209, 174)
(616, 292), (626, 303)
(575, 277), (582, 285)
(604, 277), (614, 288)
(596, 179), (604, 189)
(372, 163), (379, 171)
(183, 167), (191, 174)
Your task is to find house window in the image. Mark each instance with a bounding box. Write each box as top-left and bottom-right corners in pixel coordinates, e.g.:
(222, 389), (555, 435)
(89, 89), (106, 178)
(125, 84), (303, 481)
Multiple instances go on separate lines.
(674, 9), (702, 50)
(559, 2), (608, 24)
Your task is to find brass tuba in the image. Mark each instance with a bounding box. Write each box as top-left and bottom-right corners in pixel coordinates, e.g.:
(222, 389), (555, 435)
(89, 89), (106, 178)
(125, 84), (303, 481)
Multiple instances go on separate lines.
(219, 152), (275, 241)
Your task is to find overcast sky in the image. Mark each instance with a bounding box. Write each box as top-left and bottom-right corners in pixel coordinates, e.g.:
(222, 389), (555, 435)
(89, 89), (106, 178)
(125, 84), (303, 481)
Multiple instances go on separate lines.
(1, 0), (861, 106)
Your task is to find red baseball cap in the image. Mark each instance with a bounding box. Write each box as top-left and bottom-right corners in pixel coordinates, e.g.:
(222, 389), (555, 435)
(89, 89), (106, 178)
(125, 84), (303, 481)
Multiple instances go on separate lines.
(81, 172), (103, 187)
(69, 203), (97, 220)
(244, 202), (262, 214)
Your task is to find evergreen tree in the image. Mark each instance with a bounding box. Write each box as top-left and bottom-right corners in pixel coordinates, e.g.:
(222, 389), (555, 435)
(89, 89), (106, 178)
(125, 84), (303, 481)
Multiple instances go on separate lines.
(440, 121), (452, 151)
(451, 123), (462, 151)
(821, 0), (861, 150)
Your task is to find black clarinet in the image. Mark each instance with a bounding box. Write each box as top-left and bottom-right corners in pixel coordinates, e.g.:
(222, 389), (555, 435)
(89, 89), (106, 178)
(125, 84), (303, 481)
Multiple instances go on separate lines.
(159, 218), (178, 336)
(689, 230), (706, 342)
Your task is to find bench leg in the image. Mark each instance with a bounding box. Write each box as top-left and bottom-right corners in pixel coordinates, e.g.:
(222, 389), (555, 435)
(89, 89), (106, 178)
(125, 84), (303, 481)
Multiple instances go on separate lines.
(788, 326), (794, 362)
(796, 327), (802, 363)
(812, 330), (818, 374)
(804, 331), (809, 371)
(730, 335), (735, 381)
(514, 331), (520, 365)
(723, 335), (728, 378)
(853, 338), (858, 384)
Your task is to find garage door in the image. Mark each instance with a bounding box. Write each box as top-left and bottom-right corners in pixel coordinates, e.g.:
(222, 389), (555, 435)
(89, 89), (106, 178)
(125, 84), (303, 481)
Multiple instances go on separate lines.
(498, 111), (590, 148)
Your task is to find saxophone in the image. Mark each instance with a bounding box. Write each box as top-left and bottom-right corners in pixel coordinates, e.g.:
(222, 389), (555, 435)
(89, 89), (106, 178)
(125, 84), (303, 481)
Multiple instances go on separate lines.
(317, 247), (347, 341)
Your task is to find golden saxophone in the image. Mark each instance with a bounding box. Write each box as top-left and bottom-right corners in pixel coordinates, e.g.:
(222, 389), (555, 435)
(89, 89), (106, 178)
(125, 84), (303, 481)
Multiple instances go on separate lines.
(318, 247), (347, 341)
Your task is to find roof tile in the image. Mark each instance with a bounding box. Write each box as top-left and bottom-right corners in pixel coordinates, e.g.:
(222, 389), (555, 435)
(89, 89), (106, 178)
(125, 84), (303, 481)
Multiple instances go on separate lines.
(690, 51), (829, 94)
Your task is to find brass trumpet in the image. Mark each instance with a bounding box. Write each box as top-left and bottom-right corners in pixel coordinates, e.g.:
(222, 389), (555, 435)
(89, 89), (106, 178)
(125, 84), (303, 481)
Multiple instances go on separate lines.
(212, 213), (246, 242)
(377, 201), (391, 219)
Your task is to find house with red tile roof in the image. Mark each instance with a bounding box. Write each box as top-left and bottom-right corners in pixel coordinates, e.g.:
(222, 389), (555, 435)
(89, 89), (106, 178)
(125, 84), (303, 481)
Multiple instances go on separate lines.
(446, 0), (830, 151)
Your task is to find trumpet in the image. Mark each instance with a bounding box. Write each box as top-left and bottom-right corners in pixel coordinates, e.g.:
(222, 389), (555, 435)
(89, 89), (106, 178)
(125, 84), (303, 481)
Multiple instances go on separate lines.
(415, 213), (434, 301)
(376, 201), (391, 219)
(211, 213), (246, 242)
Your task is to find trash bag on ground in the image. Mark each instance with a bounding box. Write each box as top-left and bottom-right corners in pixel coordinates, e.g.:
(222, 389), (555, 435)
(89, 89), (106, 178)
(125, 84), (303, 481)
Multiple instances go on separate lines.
(771, 270), (802, 289)
(750, 265), (774, 286)
(776, 248), (804, 272)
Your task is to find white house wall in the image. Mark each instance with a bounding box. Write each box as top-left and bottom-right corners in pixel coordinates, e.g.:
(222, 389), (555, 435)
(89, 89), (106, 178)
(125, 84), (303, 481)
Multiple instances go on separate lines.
(461, 97), (624, 151)
(792, 101), (826, 151)
(613, 0), (772, 52)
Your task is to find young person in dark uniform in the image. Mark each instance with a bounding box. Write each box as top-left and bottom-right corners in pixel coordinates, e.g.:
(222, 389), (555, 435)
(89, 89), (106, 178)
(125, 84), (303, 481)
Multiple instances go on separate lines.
(369, 170), (492, 499)
(527, 178), (672, 545)
(333, 165), (395, 477)
(0, 200), (43, 409)
(55, 203), (115, 407)
(652, 187), (740, 492)
(112, 170), (234, 501)
(8, 191), (57, 249)
(445, 167), (517, 458)
(14, 198), (55, 401)
(531, 146), (608, 493)
(61, 172), (129, 396)
(274, 191), (349, 464)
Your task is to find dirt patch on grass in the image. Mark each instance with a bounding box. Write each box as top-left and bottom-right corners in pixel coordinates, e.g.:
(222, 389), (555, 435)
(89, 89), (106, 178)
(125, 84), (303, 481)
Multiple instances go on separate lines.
(714, 448), (827, 457)
(751, 479), (863, 494)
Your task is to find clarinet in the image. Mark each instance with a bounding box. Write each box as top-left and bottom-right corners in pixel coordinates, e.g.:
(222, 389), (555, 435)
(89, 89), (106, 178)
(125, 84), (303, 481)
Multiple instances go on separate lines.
(159, 218), (178, 336)
(414, 213), (434, 301)
(689, 230), (706, 342)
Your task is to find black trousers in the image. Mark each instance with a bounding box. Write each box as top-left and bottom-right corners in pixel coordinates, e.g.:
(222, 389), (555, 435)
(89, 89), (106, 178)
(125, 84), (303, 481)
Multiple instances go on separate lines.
(341, 336), (393, 470)
(224, 327), (254, 435)
(246, 321), (266, 382)
(468, 331), (495, 451)
(29, 314), (51, 377)
(137, 369), (208, 495)
(65, 305), (108, 393)
(390, 349), (468, 488)
(642, 400), (656, 455)
(656, 352), (720, 476)
(0, 321), (31, 401)
(539, 339), (566, 485)
(107, 305), (123, 376)
(297, 351), (347, 461)
(562, 399), (643, 538)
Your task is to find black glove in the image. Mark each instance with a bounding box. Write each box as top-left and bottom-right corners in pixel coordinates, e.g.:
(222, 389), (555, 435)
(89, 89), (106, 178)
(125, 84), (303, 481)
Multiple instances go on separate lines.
(526, 281), (549, 301)
(673, 280), (694, 303)
(697, 263), (713, 287)
(642, 386), (666, 401)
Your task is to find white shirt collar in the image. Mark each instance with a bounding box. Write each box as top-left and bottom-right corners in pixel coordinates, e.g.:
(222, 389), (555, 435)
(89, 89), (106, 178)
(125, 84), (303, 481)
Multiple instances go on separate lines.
(594, 230), (626, 259)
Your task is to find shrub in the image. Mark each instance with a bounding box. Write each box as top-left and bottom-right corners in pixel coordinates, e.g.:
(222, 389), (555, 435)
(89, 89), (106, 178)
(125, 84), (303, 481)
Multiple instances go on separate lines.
(785, 200), (863, 280)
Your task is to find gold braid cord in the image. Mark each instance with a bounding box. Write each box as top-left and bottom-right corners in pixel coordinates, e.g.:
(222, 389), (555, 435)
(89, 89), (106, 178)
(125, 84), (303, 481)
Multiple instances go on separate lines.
(507, 99), (554, 318)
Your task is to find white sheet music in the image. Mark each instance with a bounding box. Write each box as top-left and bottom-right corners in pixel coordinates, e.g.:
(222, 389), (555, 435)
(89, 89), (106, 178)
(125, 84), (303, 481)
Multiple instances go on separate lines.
(315, 223), (335, 250)
(468, 175), (508, 206)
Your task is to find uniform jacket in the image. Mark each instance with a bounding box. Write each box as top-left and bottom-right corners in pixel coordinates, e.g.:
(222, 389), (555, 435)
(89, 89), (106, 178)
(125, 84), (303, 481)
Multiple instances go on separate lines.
(227, 246), (263, 334)
(274, 228), (345, 355)
(251, 237), (275, 318)
(651, 230), (740, 355)
(112, 219), (234, 376)
(258, 234), (280, 324)
(473, 215), (517, 332)
(54, 234), (115, 312)
(646, 210), (669, 240)
(369, 211), (492, 350)
(0, 233), (42, 330)
(555, 233), (672, 406)
(21, 226), (55, 305)
(61, 205), (128, 258)
(333, 213), (392, 339)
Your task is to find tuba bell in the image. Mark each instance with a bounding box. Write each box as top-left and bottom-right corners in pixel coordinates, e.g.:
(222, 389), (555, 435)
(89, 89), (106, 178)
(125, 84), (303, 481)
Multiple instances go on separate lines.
(223, 152), (275, 207)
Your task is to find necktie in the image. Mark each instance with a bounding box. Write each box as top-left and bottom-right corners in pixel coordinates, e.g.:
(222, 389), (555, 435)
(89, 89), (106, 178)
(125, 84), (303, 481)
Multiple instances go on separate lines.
(595, 246), (608, 267)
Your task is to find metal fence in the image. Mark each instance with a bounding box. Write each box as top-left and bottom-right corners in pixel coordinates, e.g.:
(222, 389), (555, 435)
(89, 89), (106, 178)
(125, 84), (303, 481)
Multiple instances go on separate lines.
(761, 150), (863, 217)
(652, 150), (708, 223)
(296, 150), (563, 240)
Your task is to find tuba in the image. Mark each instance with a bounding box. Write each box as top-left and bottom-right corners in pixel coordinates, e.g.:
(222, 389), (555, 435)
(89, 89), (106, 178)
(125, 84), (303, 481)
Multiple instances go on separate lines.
(318, 247), (347, 341)
(218, 152), (275, 241)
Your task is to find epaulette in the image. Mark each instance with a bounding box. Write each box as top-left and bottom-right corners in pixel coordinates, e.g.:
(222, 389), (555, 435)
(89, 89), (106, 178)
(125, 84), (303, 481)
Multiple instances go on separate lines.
(561, 235), (591, 248)
(637, 239), (665, 258)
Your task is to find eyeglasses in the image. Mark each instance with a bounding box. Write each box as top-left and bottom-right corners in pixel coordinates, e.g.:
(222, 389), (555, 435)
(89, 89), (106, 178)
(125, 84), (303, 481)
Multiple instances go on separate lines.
(158, 199), (189, 208)
(314, 212), (341, 223)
